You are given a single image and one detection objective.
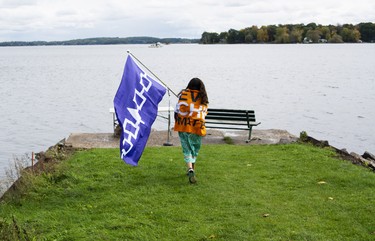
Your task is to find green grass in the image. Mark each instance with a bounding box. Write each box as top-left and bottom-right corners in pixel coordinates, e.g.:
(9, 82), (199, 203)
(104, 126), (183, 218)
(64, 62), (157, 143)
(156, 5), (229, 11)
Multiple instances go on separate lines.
(1, 143), (374, 240)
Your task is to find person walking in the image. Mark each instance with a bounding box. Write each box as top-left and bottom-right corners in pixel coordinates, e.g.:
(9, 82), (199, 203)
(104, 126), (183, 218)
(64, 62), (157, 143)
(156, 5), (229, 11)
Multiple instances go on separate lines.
(174, 78), (209, 183)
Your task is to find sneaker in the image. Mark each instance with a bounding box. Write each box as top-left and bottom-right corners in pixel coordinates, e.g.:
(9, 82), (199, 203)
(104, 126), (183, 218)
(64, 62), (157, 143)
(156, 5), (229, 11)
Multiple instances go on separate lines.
(188, 168), (196, 184)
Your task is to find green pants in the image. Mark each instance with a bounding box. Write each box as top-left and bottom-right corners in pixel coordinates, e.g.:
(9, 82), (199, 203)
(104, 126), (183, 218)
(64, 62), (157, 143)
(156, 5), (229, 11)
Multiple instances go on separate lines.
(178, 132), (202, 163)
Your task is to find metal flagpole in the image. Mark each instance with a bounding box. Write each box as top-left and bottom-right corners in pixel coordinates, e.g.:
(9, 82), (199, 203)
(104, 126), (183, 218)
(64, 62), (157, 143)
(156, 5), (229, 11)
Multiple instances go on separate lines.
(127, 50), (178, 97)
(163, 89), (173, 146)
(126, 50), (175, 146)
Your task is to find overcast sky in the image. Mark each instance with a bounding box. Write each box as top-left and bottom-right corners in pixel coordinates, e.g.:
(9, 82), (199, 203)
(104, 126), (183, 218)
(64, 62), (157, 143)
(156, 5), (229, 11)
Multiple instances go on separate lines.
(0, 0), (374, 42)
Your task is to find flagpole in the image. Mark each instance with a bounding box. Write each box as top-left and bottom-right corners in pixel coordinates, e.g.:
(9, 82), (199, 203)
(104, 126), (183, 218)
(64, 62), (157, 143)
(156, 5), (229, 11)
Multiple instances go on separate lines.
(127, 50), (178, 98)
(163, 89), (173, 146)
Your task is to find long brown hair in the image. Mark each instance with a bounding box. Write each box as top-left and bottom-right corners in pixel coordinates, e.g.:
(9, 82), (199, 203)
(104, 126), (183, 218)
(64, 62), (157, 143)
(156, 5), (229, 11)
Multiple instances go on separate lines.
(186, 77), (209, 104)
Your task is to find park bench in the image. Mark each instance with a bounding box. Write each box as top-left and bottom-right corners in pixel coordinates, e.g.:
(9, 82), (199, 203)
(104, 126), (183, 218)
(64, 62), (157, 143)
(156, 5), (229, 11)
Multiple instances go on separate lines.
(205, 108), (261, 142)
(109, 107), (261, 142)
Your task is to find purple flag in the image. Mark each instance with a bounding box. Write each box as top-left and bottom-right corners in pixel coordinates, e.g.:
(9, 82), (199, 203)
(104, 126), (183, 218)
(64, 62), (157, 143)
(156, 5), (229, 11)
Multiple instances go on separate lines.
(114, 55), (166, 166)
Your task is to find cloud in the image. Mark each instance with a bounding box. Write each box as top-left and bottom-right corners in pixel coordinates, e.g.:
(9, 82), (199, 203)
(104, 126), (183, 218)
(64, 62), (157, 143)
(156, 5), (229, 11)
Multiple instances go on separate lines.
(0, 0), (374, 41)
(0, 0), (36, 8)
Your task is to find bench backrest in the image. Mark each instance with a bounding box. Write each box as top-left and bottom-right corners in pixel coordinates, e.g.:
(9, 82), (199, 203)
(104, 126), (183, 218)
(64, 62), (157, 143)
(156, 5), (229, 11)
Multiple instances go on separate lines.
(205, 108), (256, 129)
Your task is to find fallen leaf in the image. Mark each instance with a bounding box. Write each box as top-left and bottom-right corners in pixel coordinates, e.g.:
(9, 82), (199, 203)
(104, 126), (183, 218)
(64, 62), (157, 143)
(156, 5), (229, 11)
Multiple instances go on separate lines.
(208, 234), (216, 239)
(247, 164), (252, 167)
(328, 197), (334, 200)
(263, 213), (270, 217)
(318, 181), (327, 184)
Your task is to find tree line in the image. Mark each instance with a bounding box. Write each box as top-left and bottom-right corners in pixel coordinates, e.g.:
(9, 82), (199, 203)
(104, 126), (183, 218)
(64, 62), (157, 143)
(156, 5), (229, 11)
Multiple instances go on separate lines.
(0, 37), (199, 47)
(200, 22), (375, 44)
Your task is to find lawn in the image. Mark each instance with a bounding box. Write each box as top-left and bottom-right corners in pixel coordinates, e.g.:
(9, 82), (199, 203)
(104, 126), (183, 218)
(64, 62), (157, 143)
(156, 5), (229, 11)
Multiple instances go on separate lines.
(1, 143), (374, 240)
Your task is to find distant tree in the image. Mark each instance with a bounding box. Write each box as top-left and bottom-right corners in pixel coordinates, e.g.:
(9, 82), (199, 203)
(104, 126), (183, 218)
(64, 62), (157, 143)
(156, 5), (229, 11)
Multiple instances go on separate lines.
(201, 32), (212, 44)
(358, 22), (375, 42)
(219, 32), (228, 43)
(242, 25), (259, 43)
(306, 22), (317, 30)
(227, 29), (245, 43)
(335, 24), (344, 36)
(227, 29), (239, 44)
(257, 26), (269, 43)
(251, 25), (259, 42)
(201, 32), (222, 44)
(340, 28), (351, 42)
(212, 32), (220, 43)
(274, 26), (290, 43)
(318, 26), (331, 41)
(290, 27), (304, 43)
(342, 23), (355, 29)
(284, 24), (295, 33)
(329, 33), (344, 43)
(306, 29), (322, 43)
(243, 31), (253, 43)
(352, 29), (361, 42)
(266, 25), (277, 42)
(340, 27), (361, 42)
(327, 25), (337, 37)
(242, 28), (252, 43)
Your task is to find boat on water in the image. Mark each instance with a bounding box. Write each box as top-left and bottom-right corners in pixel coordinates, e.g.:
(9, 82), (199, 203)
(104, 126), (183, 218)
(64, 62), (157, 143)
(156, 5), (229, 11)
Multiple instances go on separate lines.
(149, 42), (163, 48)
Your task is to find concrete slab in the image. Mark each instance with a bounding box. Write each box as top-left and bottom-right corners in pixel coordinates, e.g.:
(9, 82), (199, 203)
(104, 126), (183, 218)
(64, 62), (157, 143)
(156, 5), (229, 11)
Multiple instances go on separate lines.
(65, 129), (298, 149)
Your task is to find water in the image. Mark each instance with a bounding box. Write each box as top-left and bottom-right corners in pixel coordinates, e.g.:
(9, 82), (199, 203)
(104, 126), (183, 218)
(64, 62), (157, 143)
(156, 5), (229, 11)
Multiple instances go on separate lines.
(1, 44), (374, 179)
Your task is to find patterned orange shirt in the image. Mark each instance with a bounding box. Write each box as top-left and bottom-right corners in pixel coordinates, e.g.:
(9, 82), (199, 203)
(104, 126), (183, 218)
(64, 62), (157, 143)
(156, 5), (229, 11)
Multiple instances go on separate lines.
(174, 89), (208, 136)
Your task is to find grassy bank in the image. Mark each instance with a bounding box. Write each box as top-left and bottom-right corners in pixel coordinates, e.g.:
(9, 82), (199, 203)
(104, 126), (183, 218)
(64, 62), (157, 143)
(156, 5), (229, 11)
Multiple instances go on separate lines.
(1, 143), (374, 240)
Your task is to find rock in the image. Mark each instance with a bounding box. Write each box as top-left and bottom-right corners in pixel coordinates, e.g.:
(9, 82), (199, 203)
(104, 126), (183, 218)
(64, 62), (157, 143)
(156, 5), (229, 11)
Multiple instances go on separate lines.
(35, 151), (46, 163)
(362, 151), (375, 161)
(350, 152), (365, 162)
(350, 152), (375, 170)
(340, 148), (349, 154)
(301, 135), (330, 147)
(57, 138), (66, 148)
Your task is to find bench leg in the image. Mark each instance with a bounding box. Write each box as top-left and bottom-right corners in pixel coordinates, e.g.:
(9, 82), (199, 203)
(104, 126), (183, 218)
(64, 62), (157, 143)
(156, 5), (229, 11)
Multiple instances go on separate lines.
(113, 113), (117, 133)
(246, 126), (253, 143)
(113, 113), (115, 132)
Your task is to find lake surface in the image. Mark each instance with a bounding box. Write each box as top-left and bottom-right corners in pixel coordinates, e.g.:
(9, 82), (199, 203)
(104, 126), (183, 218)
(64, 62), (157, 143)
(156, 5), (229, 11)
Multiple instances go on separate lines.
(1, 43), (374, 179)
